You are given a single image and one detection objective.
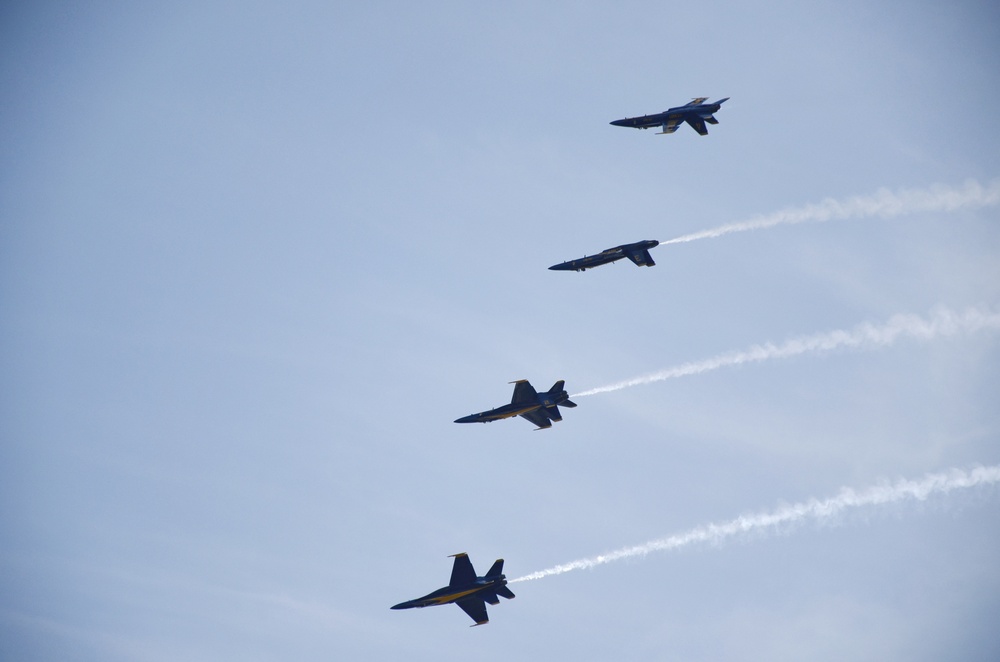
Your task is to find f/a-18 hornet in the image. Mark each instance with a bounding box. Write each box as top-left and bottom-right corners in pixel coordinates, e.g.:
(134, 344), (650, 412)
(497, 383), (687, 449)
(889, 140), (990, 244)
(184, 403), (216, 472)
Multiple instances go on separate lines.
(455, 379), (577, 430)
(391, 553), (514, 626)
(549, 239), (659, 272)
(611, 97), (729, 135)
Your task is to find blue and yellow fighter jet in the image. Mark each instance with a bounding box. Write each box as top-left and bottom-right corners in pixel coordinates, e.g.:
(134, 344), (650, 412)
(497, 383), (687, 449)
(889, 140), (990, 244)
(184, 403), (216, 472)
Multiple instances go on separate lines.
(454, 379), (577, 430)
(391, 553), (514, 626)
(549, 239), (659, 272)
(611, 97), (729, 135)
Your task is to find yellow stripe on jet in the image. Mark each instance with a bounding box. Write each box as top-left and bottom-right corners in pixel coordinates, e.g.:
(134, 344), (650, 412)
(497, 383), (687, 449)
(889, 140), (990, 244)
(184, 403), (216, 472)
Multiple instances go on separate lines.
(428, 587), (487, 605)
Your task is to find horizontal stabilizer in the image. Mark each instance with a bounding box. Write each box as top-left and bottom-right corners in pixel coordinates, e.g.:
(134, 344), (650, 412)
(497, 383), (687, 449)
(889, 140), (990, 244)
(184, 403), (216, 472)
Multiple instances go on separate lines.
(545, 406), (563, 422)
(496, 586), (515, 600)
(483, 591), (500, 605)
(561, 399), (577, 408)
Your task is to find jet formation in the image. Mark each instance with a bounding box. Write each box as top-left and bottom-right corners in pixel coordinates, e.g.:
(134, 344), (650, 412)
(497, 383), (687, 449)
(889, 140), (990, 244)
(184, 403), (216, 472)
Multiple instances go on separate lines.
(395, 97), (730, 627)
(549, 239), (659, 272)
(455, 379), (577, 430)
(391, 553), (514, 626)
(611, 97), (729, 136)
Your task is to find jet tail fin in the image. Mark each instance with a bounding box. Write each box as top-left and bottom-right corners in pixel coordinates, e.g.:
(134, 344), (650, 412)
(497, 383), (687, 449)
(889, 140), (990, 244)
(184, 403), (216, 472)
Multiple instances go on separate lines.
(485, 559), (504, 578)
(548, 380), (566, 394)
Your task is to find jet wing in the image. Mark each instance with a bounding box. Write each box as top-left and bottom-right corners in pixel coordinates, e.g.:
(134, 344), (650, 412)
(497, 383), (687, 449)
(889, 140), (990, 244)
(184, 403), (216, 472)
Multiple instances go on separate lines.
(657, 117), (682, 134)
(510, 380), (538, 404)
(449, 553), (477, 587)
(685, 116), (708, 135)
(626, 249), (655, 267)
(519, 409), (553, 430)
(456, 597), (489, 626)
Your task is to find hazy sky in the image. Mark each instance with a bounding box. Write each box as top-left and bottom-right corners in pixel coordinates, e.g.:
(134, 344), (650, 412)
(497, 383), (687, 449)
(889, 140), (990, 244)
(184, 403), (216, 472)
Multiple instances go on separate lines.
(2, 2), (999, 660)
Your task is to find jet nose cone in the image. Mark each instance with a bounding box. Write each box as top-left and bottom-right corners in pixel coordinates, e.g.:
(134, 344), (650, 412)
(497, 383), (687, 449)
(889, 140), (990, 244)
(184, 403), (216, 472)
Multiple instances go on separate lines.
(610, 119), (626, 126)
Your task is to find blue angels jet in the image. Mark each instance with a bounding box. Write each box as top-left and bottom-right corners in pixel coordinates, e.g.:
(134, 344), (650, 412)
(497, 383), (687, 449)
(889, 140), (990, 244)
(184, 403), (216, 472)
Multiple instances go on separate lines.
(391, 553), (514, 626)
(611, 97), (729, 135)
(549, 239), (659, 272)
(455, 379), (577, 430)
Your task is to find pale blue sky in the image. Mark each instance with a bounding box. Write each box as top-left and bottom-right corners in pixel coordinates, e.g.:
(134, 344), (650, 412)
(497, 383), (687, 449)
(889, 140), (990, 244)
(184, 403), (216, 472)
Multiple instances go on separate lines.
(2, 2), (999, 660)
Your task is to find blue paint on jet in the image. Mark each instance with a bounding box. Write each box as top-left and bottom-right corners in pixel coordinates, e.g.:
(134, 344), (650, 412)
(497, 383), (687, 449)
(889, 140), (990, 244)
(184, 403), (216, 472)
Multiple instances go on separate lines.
(611, 97), (729, 135)
(549, 239), (659, 272)
(391, 553), (514, 626)
(455, 379), (577, 430)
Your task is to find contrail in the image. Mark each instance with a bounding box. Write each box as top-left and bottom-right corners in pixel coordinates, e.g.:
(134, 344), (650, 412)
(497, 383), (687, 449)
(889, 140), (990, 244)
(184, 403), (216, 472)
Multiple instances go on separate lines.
(574, 306), (1000, 397)
(511, 464), (1000, 582)
(659, 178), (1000, 246)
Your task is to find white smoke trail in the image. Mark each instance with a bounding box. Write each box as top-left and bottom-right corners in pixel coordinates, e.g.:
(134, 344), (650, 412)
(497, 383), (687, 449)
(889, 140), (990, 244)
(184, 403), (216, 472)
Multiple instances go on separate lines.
(574, 306), (1000, 397)
(659, 179), (1000, 246)
(511, 464), (1000, 582)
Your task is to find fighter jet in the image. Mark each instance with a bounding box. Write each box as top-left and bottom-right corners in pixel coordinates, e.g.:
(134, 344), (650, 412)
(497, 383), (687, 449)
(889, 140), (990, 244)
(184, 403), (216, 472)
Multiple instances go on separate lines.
(391, 553), (515, 626)
(549, 239), (659, 272)
(611, 97), (729, 135)
(454, 379), (577, 430)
